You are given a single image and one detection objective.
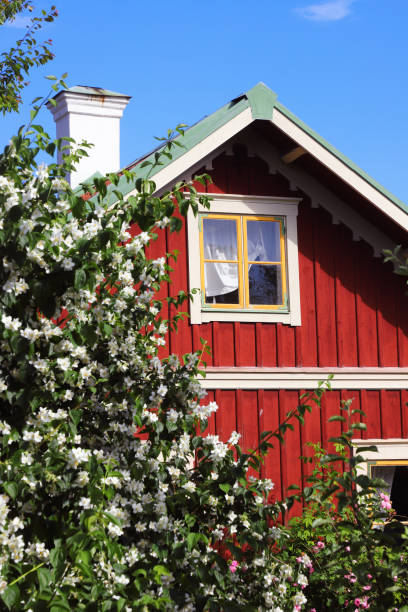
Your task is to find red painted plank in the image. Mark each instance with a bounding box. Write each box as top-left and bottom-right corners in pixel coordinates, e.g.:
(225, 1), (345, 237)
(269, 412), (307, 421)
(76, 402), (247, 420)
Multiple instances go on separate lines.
(258, 390), (282, 503)
(295, 200), (318, 366)
(226, 145), (249, 195)
(207, 154), (228, 194)
(212, 322), (235, 366)
(300, 389), (322, 482)
(234, 322), (256, 366)
(335, 224), (358, 366)
(279, 390), (303, 517)
(256, 323), (277, 366)
(396, 276), (408, 366)
(377, 261), (399, 367)
(236, 390), (259, 479)
(341, 390), (361, 440)
(214, 390), (237, 443)
(321, 391), (342, 453)
(360, 390), (381, 440)
(401, 390), (408, 438)
(276, 323), (296, 367)
(248, 155), (273, 196)
(192, 324), (213, 367)
(313, 208), (337, 366)
(355, 242), (379, 366)
(380, 390), (402, 439)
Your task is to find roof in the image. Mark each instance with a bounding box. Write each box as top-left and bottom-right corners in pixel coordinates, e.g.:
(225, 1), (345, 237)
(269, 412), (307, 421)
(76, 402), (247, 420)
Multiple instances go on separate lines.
(55, 85), (131, 99)
(86, 82), (408, 232)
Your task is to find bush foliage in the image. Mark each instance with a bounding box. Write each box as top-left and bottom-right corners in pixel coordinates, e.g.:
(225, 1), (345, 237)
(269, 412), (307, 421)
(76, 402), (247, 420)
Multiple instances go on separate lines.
(0, 87), (407, 611)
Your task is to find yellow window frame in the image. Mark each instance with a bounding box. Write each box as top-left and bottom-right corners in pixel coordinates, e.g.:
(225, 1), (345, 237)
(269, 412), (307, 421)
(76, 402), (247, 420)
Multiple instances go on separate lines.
(199, 214), (244, 309)
(243, 215), (287, 311)
(199, 213), (287, 311)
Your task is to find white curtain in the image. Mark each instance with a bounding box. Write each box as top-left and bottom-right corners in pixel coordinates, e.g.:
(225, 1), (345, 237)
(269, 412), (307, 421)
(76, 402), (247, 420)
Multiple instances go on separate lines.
(204, 220), (238, 298)
(203, 219), (281, 298)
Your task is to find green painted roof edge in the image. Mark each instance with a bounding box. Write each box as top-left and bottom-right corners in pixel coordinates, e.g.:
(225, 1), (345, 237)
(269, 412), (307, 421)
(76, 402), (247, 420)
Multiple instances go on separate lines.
(104, 94), (251, 201)
(275, 100), (408, 215)
(246, 82), (277, 120)
(78, 82), (407, 218)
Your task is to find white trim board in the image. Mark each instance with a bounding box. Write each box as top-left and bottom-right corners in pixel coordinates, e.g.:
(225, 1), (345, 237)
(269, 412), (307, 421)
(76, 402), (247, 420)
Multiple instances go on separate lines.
(271, 109), (408, 234)
(200, 367), (408, 390)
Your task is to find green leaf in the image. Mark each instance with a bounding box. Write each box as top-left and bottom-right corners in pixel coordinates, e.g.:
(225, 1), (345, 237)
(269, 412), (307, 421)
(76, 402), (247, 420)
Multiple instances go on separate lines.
(74, 268), (87, 290)
(3, 482), (18, 499)
(312, 518), (331, 528)
(37, 567), (52, 591)
(1, 585), (20, 610)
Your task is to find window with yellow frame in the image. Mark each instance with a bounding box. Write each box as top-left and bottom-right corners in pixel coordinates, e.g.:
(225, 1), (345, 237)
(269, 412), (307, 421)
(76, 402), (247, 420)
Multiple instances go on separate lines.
(199, 213), (288, 311)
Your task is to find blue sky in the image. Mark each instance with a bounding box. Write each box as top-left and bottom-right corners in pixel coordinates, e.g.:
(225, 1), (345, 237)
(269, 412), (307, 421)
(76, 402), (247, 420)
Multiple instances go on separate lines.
(2, 0), (408, 202)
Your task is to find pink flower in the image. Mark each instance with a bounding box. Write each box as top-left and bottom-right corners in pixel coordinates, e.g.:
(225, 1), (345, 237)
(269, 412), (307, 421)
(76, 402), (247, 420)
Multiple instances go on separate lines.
(367, 574), (372, 579)
(354, 599), (361, 607)
(363, 585), (371, 591)
(345, 573), (357, 583)
(316, 541), (325, 549)
(229, 560), (239, 573)
(380, 493), (392, 510)
(346, 546), (351, 552)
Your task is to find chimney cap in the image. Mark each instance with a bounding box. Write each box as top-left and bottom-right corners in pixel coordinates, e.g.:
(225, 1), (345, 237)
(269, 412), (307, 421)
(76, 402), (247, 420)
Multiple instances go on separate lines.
(53, 85), (131, 100)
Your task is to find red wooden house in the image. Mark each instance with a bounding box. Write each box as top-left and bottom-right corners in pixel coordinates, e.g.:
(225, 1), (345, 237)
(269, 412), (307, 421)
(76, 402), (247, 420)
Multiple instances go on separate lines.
(50, 83), (408, 514)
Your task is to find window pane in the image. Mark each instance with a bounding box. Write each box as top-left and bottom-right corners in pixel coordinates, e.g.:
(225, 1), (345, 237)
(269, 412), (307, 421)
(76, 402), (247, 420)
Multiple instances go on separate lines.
(248, 264), (282, 305)
(203, 218), (238, 261)
(247, 220), (281, 262)
(391, 466), (408, 519)
(372, 466), (395, 496)
(204, 262), (239, 303)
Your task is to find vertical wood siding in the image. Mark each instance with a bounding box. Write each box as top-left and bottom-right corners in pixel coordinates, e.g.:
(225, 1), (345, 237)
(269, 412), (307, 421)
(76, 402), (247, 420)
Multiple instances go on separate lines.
(163, 146), (408, 369)
(208, 389), (408, 496)
(146, 145), (408, 500)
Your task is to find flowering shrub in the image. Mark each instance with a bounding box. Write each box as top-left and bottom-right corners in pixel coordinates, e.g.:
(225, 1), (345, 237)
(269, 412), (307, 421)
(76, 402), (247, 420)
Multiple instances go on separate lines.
(1, 87), (408, 610)
(280, 401), (408, 611)
(0, 95), (313, 611)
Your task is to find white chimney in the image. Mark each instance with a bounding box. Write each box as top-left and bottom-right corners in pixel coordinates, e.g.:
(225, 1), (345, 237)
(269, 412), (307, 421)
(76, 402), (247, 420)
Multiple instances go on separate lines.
(48, 86), (131, 188)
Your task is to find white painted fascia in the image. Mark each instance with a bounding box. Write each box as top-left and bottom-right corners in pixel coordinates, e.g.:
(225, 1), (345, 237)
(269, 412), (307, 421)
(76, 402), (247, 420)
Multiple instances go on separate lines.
(200, 367), (408, 390)
(187, 194), (302, 326)
(272, 108), (408, 234)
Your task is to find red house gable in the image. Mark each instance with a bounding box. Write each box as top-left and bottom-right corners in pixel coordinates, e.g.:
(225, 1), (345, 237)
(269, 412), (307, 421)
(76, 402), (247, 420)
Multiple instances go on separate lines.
(52, 83), (408, 509)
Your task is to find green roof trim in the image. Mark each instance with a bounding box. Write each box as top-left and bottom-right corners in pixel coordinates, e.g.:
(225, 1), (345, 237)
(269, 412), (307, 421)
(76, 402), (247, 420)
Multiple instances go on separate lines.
(275, 100), (408, 214)
(108, 94), (251, 201)
(78, 81), (407, 218)
(246, 81), (277, 120)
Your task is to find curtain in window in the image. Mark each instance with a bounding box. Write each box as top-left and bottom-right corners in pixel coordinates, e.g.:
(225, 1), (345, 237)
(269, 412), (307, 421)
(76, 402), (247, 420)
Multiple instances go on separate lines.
(203, 219), (238, 298)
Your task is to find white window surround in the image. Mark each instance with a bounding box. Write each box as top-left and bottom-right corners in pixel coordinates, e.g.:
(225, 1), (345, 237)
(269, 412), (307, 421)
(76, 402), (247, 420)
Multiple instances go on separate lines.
(187, 194), (302, 325)
(353, 438), (408, 479)
(353, 439), (408, 462)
